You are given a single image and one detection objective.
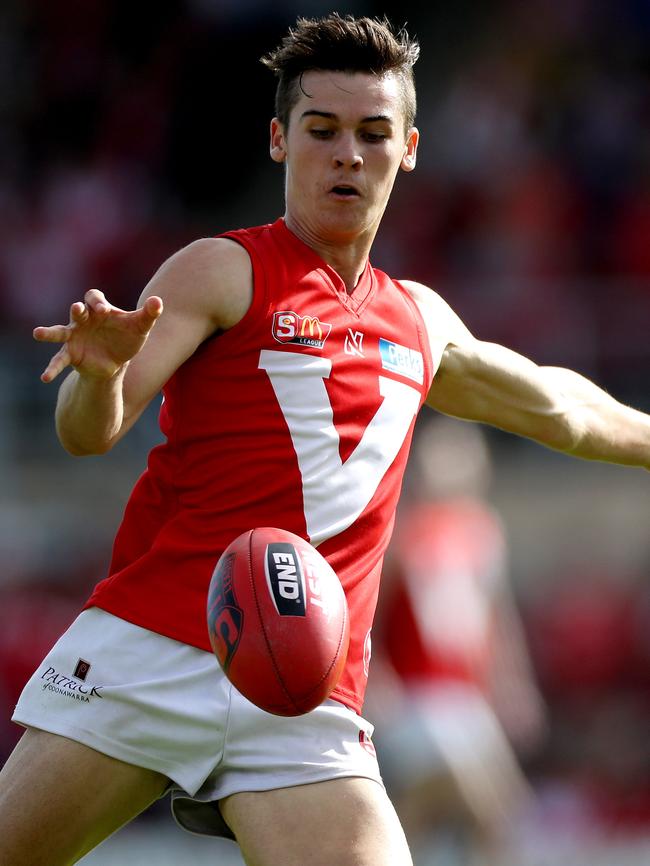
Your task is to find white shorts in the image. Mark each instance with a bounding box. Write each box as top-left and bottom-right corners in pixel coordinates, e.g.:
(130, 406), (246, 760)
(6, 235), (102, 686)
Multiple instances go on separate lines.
(12, 608), (382, 839)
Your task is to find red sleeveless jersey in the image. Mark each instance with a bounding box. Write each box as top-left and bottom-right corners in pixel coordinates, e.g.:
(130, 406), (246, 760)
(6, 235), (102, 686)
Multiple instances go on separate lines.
(85, 219), (434, 712)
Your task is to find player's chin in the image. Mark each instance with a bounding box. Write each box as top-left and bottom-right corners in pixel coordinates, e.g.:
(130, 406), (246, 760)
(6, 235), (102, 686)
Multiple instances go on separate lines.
(320, 204), (373, 235)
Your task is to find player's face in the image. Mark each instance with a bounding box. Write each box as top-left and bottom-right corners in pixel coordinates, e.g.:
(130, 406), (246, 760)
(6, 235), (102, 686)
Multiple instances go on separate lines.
(270, 70), (418, 245)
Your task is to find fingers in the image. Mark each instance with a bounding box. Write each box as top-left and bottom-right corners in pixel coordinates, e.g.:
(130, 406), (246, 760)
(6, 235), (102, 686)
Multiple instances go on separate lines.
(70, 300), (89, 324)
(33, 293), (112, 343)
(40, 346), (71, 384)
(34, 290), (158, 383)
(33, 324), (72, 343)
(33, 299), (94, 341)
(135, 296), (164, 335)
(143, 295), (164, 318)
(84, 288), (110, 314)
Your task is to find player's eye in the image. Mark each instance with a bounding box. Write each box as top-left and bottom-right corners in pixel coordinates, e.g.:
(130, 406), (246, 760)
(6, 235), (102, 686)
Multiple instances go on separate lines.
(309, 128), (334, 139)
(361, 130), (388, 143)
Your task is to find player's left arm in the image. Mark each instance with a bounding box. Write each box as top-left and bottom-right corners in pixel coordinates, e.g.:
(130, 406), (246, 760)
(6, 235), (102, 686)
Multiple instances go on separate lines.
(405, 280), (650, 469)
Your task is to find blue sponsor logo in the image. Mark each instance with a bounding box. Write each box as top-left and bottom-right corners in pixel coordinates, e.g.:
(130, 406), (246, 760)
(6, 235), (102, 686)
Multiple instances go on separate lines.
(379, 338), (424, 384)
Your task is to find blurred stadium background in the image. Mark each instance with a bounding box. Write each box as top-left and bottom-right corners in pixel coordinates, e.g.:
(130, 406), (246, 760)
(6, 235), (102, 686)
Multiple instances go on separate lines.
(1, 1), (649, 863)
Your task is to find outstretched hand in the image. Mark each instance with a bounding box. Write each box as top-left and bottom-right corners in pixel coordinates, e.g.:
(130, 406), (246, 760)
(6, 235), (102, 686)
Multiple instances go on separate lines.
(33, 289), (164, 384)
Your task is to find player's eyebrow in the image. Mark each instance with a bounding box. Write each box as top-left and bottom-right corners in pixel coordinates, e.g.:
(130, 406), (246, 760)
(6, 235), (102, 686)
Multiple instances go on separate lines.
(300, 110), (394, 124)
(300, 110), (336, 120)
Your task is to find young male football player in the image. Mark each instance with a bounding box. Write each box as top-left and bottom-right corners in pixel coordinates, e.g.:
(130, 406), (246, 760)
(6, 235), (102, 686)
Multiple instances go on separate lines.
(2, 14), (649, 866)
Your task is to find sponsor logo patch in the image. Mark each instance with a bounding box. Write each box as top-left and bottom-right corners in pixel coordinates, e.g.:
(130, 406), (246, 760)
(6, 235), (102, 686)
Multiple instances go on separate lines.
(265, 543), (307, 617)
(272, 311), (332, 349)
(207, 553), (243, 673)
(73, 658), (91, 681)
(379, 338), (424, 384)
(39, 666), (104, 702)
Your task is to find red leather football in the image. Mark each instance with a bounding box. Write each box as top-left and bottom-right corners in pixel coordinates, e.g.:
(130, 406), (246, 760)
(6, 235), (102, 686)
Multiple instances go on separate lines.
(206, 527), (350, 716)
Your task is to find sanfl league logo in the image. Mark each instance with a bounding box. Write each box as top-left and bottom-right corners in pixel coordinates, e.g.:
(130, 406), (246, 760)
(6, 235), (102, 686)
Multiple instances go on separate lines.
(272, 311), (332, 349)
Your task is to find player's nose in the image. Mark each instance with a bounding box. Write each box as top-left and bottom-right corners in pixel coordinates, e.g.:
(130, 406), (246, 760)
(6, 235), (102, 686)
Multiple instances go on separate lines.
(332, 134), (363, 169)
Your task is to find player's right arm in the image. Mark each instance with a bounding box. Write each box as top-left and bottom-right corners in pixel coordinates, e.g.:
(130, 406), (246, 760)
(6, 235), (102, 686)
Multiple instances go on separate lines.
(33, 238), (253, 456)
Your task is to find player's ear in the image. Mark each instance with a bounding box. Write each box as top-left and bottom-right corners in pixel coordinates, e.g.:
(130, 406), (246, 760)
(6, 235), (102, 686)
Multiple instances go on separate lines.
(400, 127), (419, 172)
(270, 118), (287, 163)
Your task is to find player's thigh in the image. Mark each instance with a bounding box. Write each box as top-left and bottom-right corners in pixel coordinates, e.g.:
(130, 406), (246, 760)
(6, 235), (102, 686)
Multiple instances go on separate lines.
(0, 727), (169, 866)
(220, 776), (413, 866)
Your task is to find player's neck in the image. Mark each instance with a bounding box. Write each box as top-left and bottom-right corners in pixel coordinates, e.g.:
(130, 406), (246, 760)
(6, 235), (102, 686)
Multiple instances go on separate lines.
(284, 214), (375, 295)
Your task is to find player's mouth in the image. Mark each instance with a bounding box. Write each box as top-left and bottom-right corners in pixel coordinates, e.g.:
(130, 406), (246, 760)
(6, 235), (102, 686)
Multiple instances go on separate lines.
(329, 184), (361, 199)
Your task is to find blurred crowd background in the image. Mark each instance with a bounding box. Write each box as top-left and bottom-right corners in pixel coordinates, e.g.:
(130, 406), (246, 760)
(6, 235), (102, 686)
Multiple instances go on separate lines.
(1, 1), (649, 864)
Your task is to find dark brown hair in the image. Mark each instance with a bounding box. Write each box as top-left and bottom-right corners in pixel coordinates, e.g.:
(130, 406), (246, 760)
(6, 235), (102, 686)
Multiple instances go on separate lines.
(261, 14), (419, 133)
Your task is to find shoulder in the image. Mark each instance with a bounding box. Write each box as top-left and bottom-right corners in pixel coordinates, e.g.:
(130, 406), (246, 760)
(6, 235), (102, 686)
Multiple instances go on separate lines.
(147, 237), (253, 331)
(396, 279), (476, 374)
(398, 279), (466, 325)
(119, 237), (254, 421)
(155, 236), (252, 282)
